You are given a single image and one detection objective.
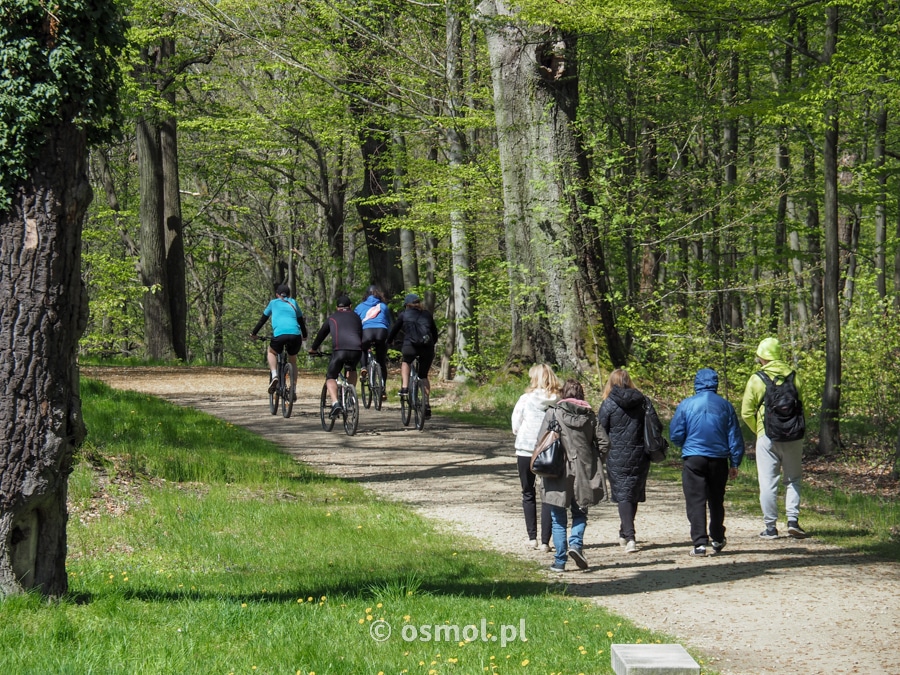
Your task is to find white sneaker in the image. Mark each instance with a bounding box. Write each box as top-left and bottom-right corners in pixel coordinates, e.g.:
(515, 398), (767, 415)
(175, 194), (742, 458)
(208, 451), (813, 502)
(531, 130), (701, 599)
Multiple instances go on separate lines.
(624, 540), (637, 553)
(618, 537), (627, 547)
(526, 539), (538, 550)
(538, 543), (550, 553)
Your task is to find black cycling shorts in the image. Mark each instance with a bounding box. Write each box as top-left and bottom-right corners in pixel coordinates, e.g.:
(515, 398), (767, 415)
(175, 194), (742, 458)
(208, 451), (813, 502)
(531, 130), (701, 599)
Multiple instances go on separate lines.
(269, 334), (303, 356)
(327, 349), (362, 380)
(401, 344), (435, 377)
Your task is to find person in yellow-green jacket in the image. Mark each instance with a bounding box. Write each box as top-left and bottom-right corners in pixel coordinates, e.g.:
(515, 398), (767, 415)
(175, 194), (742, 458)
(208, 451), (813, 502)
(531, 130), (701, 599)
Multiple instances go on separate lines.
(741, 337), (809, 541)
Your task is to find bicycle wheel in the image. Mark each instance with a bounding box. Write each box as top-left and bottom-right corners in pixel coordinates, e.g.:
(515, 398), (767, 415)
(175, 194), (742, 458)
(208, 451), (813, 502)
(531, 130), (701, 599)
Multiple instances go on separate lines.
(319, 382), (335, 431)
(282, 363), (296, 418)
(400, 381), (411, 426)
(343, 386), (359, 436)
(413, 377), (426, 431)
(361, 363), (372, 409)
(371, 362), (384, 412)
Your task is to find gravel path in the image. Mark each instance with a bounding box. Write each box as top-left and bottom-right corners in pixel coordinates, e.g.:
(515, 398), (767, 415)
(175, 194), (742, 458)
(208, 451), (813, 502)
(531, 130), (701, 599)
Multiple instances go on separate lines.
(87, 367), (900, 675)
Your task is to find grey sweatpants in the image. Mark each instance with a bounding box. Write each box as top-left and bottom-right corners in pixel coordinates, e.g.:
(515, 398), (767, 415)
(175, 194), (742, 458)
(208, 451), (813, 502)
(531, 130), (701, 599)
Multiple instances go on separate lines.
(755, 433), (803, 527)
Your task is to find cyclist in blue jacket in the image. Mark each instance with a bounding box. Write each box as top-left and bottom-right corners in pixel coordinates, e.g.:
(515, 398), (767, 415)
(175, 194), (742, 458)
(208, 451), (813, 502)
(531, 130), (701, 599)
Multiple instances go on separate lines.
(250, 284), (308, 393)
(669, 367), (744, 557)
(354, 285), (392, 398)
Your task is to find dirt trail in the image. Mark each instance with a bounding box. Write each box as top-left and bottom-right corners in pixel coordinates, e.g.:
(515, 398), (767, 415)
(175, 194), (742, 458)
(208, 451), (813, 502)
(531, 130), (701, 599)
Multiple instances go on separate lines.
(87, 367), (900, 675)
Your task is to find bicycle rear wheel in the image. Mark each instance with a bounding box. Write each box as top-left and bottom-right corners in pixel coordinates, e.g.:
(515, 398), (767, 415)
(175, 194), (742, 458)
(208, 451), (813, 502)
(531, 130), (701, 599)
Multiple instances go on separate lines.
(319, 382), (335, 431)
(413, 377), (426, 431)
(282, 363), (296, 418)
(343, 387), (359, 436)
(400, 384), (411, 426)
(361, 364), (372, 409)
(371, 362), (384, 412)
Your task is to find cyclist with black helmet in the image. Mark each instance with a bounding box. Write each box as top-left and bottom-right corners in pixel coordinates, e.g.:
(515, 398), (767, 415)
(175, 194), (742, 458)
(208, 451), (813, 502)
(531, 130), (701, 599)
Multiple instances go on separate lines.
(354, 285), (392, 400)
(250, 284), (308, 394)
(309, 295), (364, 418)
(387, 293), (438, 417)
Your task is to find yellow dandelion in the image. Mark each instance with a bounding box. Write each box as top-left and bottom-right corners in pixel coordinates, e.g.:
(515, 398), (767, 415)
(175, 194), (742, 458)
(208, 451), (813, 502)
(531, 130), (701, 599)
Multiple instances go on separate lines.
(366, 615), (373, 621)
(376, 602), (383, 608)
(321, 596), (326, 601)
(448, 658), (458, 663)
(358, 618), (365, 624)
(308, 596), (313, 602)
(636, 639), (643, 644)
(607, 631), (614, 638)
(458, 641), (466, 647)
(403, 615), (411, 622)
(241, 603), (247, 608)
(521, 659), (530, 666)
(366, 607), (372, 613)
(298, 598), (303, 603)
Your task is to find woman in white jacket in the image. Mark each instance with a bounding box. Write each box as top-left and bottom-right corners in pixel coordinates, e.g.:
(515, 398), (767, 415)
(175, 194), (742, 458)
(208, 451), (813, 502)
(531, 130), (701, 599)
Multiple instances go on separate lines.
(511, 364), (561, 551)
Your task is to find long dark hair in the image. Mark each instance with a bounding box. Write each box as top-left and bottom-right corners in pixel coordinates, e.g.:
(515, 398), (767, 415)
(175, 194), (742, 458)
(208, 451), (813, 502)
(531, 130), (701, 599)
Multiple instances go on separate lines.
(366, 284), (385, 302)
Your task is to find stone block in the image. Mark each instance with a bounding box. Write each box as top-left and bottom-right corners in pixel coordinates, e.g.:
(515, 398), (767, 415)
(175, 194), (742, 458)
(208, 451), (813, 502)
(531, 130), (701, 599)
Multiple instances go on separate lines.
(611, 643), (700, 675)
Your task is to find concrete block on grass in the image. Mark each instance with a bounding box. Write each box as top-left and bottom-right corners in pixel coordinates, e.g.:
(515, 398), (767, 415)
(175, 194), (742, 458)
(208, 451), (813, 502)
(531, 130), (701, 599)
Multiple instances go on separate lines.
(611, 643), (700, 675)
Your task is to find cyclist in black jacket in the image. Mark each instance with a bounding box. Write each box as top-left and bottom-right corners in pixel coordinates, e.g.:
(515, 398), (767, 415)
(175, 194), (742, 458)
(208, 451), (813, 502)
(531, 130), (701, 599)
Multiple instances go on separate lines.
(387, 293), (438, 416)
(309, 295), (363, 418)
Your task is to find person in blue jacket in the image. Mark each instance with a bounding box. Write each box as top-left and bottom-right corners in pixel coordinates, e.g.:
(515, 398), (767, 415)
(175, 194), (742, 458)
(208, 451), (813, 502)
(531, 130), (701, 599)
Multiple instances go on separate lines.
(354, 285), (392, 398)
(669, 368), (744, 557)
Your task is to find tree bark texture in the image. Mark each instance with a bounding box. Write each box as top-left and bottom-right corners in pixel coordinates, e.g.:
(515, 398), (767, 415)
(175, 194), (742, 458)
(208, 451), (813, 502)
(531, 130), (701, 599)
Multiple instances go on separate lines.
(0, 121), (89, 596)
(479, 0), (599, 371)
(819, 6), (841, 455)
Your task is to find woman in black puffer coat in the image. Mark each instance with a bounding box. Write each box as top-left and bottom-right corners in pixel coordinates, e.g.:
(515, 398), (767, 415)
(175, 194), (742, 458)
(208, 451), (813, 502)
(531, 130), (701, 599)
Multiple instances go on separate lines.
(598, 369), (662, 552)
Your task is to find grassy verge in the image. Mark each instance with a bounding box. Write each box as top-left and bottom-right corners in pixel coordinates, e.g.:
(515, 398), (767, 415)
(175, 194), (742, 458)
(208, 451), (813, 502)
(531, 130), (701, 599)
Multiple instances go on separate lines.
(443, 376), (900, 561)
(0, 379), (705, 674)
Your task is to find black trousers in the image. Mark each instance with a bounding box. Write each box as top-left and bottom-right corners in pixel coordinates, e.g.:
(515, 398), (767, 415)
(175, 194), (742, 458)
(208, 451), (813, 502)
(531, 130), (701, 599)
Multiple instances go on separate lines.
(682, 455), (729, 547)
(517, 455), (552, 545)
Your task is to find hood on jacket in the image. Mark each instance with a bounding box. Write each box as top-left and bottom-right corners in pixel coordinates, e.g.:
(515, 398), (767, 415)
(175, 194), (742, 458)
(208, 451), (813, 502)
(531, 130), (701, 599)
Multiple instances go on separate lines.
(608, 385), (644, 411)
(694, 368), (719, 393)
(756, 337), (783, 361)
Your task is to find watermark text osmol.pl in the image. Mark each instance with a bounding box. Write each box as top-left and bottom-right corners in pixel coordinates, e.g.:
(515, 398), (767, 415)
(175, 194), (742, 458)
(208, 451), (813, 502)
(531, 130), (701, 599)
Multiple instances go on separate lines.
(369, 618), (527, 648)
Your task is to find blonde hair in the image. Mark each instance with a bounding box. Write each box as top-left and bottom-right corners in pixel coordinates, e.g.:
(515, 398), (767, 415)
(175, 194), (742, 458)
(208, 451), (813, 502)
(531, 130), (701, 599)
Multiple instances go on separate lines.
(601, 368), (635, 399)
(526, 363), (561, 395)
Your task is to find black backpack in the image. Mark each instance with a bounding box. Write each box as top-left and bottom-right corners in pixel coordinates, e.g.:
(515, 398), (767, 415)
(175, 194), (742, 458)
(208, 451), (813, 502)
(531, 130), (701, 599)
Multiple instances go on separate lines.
(405, 311), (433, 346)
(756, 371), (805, 442)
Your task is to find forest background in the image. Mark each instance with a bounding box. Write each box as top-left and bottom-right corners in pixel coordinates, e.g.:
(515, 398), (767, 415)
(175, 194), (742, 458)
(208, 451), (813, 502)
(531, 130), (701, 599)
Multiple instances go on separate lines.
(19, 0), (900, 472)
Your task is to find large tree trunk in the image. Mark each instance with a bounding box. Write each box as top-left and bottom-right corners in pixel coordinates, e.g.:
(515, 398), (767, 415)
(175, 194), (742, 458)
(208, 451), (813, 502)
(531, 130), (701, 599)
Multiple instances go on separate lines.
(478, 0), (621, 370)
(819, 6), (841, 455)
(446, 3), (473, 380)
(136, 116), (175, 360)
(0, 122), (89, 596)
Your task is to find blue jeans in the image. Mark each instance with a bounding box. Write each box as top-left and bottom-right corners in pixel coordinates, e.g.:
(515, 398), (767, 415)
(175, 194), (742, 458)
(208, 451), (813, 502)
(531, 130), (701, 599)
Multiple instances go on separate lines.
(550, 502), (587, 568)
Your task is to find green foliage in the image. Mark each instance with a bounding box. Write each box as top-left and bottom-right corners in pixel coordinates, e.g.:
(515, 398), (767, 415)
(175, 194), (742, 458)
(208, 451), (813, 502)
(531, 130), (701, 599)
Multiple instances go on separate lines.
(0, 0), (125, 210)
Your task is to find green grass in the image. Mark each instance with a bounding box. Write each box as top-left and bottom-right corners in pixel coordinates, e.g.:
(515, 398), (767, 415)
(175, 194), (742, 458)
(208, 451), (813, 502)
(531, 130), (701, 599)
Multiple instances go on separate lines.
(0, 379), (707, 674)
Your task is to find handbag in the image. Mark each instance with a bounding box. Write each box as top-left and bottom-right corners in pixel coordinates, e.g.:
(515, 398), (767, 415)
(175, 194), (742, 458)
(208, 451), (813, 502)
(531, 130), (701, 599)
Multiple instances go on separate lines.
(530, 414), (565, 478)
(643, 397), (668, 463)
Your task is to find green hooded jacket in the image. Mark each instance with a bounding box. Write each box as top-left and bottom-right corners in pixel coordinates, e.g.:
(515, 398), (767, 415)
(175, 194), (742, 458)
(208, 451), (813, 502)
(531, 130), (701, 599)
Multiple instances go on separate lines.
(740, 338), (804, 438)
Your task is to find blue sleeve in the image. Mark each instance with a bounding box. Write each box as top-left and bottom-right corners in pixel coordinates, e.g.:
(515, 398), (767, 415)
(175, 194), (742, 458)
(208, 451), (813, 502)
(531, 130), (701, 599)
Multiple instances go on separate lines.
(669, 403), (687, 448)
(726, 403), (745, 467)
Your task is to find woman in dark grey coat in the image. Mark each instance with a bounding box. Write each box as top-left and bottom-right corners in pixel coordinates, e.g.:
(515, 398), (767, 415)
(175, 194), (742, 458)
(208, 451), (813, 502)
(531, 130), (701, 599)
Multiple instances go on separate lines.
(597, 369), (662, 553)
(537, 379), (608, 572)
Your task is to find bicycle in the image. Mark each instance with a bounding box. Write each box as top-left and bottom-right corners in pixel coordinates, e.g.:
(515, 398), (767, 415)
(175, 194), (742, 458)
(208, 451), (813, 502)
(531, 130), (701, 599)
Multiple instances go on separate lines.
(400, 355), (428, 431)
(258, 335), (297, 418)
(359, 344), (385, 411)
(310, 352), (359, 436)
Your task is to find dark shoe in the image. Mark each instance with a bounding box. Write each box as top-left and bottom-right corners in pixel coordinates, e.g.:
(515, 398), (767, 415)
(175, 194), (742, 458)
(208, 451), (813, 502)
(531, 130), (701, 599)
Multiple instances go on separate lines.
(292, 392), (298, 403)
(759, 527), (779, 539)
(787, 521), (808, 539)
(399, 387), (409, 397)
(710, 539), (727, 554)
(549, 563), (567, 573)
(689, 545), (707, 557)
(329, 402), (343, 418)
(568, 547), (589, 570)
(267, 377), (279, 394)
(424, 404), (432, 419)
